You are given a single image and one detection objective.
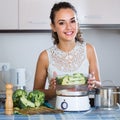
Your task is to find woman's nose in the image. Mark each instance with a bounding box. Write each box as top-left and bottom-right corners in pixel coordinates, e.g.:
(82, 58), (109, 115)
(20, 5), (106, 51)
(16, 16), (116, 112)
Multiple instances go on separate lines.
(66, 23), (72, 29)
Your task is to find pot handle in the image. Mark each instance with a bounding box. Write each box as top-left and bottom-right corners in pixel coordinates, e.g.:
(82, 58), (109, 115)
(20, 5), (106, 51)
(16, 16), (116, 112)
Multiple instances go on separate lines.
(112, 91), (120, 94)
(102, 80), (116, 86)
(117, 103), (120, 109)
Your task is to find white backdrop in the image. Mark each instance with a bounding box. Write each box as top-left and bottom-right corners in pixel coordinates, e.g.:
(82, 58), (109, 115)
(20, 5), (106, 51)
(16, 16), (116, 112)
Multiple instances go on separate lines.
(0, 29), (120, 90)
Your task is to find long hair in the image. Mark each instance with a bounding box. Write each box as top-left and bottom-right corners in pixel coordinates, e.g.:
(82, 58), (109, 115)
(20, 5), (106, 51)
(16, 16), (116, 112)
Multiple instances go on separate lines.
(50, 2), (83, 44)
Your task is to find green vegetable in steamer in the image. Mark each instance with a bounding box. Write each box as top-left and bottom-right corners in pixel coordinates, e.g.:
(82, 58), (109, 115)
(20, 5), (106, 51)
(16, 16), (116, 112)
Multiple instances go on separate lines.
(56, 73), (87, 85)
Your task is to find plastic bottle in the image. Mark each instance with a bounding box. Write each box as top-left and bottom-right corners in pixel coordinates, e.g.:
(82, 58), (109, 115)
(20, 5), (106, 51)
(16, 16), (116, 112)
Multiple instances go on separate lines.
(5, 84), (13, 115)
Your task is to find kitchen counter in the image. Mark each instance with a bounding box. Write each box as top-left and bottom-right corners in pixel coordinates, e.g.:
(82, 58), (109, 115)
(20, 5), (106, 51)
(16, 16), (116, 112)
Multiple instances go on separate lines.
(0, 108), (120, 120)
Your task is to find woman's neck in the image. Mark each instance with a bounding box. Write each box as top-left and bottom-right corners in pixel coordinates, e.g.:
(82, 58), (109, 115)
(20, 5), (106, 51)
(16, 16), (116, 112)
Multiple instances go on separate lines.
(57, 41), (76, 52)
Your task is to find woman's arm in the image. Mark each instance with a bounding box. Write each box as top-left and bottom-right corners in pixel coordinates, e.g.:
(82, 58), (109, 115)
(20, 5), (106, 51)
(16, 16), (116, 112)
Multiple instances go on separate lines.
(86, 43), (101, 89)
(33, 50), (56, 100)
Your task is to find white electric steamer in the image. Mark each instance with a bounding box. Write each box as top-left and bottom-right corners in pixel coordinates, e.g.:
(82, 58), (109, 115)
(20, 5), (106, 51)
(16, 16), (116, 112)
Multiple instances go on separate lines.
(55, 83), (90, 111)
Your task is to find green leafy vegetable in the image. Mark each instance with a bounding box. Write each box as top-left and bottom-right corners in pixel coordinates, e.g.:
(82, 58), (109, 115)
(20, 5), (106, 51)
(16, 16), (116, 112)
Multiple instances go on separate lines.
(27, 90), (45, 107)
(56, 73), (87, 85)
(12, 89), (45, 109)
(19, 95), (35, 109)
(12, 89), (27, 107)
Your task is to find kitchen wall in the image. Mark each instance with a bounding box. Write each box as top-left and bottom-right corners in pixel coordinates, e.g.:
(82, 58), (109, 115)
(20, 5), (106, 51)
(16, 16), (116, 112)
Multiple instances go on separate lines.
(0, 29), (120, 90)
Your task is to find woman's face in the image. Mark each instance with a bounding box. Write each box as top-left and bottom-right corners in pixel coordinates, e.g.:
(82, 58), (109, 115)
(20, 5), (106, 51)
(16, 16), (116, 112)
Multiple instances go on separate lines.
(51, 8), (78, 43)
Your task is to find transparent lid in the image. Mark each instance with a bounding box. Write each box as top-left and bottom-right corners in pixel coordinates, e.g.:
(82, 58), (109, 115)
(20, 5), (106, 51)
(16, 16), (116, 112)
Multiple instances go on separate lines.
(56, 73), (88, 96)
(56, 73), (87, 86)
(56, 84), (88, 96)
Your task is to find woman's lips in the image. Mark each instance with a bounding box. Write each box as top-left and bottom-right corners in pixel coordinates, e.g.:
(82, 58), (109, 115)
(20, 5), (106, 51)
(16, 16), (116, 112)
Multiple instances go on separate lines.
(65, 31), (73, 36)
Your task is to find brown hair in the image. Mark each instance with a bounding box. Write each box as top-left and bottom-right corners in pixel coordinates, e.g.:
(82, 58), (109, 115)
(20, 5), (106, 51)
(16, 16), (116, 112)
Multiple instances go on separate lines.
(50, 2), (83, 44)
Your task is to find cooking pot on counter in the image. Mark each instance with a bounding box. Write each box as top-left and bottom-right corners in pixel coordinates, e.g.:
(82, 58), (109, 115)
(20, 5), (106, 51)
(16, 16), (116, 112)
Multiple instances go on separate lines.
(95, 86), (120, 110)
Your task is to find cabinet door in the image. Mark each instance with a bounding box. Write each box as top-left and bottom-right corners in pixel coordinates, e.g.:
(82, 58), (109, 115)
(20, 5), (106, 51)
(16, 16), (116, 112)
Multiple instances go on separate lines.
(19, 0), (56, 30)
(19, 0), (120, 30)
(69, 0), (120, 24)
(0, 0), (18, 30)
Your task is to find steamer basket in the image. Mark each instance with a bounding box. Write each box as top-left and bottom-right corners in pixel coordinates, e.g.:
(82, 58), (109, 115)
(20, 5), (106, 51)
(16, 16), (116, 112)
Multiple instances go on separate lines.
(56, 84), (88, 96)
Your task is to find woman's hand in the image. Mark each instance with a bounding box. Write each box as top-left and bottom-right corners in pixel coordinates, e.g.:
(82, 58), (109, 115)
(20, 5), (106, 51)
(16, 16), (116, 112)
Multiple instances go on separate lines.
(49, 71), (57, 90)
(87, 72), (101, 90)
(87, 73), (96, 90)
(49, 78), (56, 90)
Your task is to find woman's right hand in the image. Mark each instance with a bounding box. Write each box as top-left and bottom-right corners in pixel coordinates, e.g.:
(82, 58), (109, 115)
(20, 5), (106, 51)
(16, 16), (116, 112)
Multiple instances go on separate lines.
(49, 71), (57, 90)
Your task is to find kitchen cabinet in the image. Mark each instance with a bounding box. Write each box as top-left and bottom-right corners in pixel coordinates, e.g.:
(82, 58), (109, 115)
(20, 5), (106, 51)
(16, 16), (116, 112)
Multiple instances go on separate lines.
(19, 0), (120, 30)
(0, 0), (120, 30)
(0, 0), (18, 30)
(19, 0), (56, 30)
(67, 0), (120, 24)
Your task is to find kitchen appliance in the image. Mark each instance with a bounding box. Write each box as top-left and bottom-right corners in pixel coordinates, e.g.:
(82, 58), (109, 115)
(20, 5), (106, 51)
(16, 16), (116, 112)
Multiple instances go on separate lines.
(0, 65), (10, 92)
(10, 68), (26, 91)
(55, 85), (90, 111)
(94, 86), (120, 110)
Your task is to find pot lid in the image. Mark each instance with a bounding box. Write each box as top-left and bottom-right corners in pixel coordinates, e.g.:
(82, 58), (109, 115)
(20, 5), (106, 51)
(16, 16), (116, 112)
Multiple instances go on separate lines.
(101, 86), (118, 88)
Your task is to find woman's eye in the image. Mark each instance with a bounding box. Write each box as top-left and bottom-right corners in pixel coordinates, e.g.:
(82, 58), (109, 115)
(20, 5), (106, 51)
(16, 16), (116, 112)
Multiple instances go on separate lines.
(59, 22), (64, 25)
(71, 20), (76, 23)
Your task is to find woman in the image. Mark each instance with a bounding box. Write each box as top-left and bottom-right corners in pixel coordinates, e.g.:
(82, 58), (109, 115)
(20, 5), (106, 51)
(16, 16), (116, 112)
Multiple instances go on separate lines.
(33, 2), (101, 107)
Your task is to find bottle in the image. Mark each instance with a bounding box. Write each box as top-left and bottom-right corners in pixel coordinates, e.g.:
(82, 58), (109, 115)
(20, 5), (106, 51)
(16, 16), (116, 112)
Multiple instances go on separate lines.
(88, 73), (95, 107)
(5, 84), (13, 115)
(94, 88), (101, 108)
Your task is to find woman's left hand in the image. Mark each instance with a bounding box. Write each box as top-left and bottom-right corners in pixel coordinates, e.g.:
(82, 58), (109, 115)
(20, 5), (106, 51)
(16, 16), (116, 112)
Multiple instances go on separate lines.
(88, 78), (96, 90)
(87, 73), (96, 90)
(87, 73), (101, 90)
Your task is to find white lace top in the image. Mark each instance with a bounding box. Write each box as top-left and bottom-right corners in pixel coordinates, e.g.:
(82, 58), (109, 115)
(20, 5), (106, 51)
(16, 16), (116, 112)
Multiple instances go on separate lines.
(46, 41), (89, 107)
(46, 41), (89, 83)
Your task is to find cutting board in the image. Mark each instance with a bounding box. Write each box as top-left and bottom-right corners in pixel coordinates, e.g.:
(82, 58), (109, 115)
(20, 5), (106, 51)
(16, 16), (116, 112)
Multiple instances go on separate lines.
(14, 106), (63, 115)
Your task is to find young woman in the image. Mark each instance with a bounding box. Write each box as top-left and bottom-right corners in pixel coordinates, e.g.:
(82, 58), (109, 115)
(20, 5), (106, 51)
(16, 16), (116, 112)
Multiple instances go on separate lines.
(33, 2), (101, 107)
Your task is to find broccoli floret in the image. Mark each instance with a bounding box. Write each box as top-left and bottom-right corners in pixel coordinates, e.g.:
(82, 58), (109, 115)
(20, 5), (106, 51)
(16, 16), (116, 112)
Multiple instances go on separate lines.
(12, 89), (27, 107)
(19, 95), (35, 109)
(27, 90), (45, 107)
(56, 76), (64, 85)
(56, 73), (87, 85)
(13, 89), (45, 109)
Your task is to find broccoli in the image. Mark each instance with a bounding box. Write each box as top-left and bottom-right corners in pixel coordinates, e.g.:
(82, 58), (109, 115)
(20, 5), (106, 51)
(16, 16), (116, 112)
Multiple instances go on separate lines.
(27, 90), (45, 107)
(12, 89), (45, 109)
(12, 89), (27, 107)
(56, 73), (87, 85)
(19, 95), (35, 109)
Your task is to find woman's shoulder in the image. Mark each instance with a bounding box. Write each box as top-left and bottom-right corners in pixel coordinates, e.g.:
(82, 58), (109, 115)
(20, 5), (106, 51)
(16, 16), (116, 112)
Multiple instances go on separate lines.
(86, 42), (97, 60)
(38, 50), (48, 62)
(38, 45), (55, 61)
(86, 42), (95, 52)
(40, 45), (55, 57)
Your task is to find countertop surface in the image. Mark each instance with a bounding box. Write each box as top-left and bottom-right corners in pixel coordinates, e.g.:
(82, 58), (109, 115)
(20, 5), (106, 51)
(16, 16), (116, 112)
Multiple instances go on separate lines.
(0, 108), (120, 120)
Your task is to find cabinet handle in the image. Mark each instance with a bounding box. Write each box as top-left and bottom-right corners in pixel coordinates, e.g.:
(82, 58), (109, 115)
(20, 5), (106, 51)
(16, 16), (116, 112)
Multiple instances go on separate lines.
(28, 21), (47, 24)
(83, 15), (103, 19)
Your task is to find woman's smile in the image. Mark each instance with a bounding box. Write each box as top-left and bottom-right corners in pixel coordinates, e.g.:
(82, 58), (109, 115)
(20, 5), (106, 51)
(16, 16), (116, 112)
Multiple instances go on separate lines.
(64, 31), (73, 35)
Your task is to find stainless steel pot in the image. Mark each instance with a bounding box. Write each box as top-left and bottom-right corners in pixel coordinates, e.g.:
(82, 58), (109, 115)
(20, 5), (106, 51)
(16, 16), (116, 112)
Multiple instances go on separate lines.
(95, 86), (120, 110)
